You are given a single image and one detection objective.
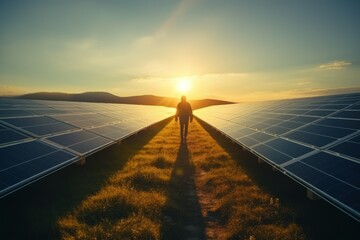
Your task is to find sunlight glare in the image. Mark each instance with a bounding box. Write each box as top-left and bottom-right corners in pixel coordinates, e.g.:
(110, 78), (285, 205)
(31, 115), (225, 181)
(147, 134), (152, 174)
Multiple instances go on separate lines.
(176, 78), (192, 93)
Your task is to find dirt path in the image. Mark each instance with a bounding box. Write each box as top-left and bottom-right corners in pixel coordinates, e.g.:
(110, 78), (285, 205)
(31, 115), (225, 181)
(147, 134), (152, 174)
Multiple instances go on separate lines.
(161, 122), (224, 240)
(157, 119), (224, 239)
(58, 119), (306, 239)
(2, 118), (357, 239)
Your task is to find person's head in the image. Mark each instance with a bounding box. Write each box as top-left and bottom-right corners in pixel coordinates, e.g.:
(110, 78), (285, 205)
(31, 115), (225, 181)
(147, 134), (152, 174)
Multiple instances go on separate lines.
(181, 95), (186, 102)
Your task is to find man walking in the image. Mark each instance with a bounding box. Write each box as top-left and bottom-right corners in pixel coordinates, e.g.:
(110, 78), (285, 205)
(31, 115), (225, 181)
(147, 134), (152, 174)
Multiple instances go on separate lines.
(175, 95), (193, 143)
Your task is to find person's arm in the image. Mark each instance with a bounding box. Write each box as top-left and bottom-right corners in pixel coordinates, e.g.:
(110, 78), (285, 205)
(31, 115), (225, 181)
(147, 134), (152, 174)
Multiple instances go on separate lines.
(175, 105), (179, 122)
(189, 103), (193, 122)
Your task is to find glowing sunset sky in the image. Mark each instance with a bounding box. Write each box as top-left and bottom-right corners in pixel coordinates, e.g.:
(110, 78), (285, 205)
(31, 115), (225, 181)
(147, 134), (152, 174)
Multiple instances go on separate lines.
(0, 0), (359, 101)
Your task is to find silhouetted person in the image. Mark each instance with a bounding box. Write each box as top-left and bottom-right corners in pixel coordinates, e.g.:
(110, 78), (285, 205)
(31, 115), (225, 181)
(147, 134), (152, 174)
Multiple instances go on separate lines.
(175, 95), (193, 143)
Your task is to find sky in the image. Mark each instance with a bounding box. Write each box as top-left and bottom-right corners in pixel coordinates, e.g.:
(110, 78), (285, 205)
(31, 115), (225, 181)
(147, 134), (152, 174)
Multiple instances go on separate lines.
(0, 0), (359, 102)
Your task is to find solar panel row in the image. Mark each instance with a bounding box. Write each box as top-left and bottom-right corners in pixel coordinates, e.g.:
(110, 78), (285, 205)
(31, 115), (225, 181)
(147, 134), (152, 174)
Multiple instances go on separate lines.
(195, 92), (360, 221)
(0, 98), (173, 197)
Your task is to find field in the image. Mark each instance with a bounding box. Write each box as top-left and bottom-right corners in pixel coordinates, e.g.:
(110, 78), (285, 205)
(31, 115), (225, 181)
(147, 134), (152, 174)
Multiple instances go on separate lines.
(0, 118), (358, 239)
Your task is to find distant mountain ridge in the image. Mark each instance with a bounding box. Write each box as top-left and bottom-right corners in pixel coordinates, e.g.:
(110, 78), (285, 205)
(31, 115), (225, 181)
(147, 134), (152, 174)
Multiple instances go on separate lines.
(16, 92), (235, 109)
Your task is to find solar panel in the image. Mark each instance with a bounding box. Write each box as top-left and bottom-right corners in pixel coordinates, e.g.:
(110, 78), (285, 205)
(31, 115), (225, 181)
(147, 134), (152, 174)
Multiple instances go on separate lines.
(0, 98), (173, 197)
(0, 140), (78, 196)
(1, 116), (79, 137)
(0, 124), (30, 145)
(329, 135), (360, 160)
(87, 124), (130, 140)
(45, 130), (113, 155)
(195, 92), (360, 221)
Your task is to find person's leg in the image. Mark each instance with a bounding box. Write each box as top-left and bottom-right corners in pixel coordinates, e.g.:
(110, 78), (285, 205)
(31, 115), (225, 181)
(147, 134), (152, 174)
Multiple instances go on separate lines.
(180, 121), (184, 141)
(184, 120), (189, 140)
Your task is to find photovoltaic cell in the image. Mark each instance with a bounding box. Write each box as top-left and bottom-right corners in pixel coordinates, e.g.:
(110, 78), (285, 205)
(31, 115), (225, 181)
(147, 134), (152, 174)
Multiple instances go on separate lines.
(265, 138), (313, 158)
(348, 104), (360, 110)
(329, 135), (360, 160)
(285, 131), (336, 147)
(195, 92), (360, 221)
(0, 109), (35, 118)
(275, 121), (304, 129)
(318, 104), (348, 110)
(316, 118), (360, 130)
(332, 110), (360, 119)
(296, 124), (355, 139)
(87, 125), (129, 140)
(304, 110), (335, 117)
(300, 152), (360, 187)
(0, 124), (30, 145)
(231, 128), (256, 139)
(253, 144), (292, 164)
(249, 132), (274, 142)
(285, 161), (360, 214)
(45, 130), (114, 155)
(0, 140), (78, 196)
(237, 136), (259, 147)
(0, 98), (173, 197)
(265, 125), (293, 135)
(1, 116), (78, 137)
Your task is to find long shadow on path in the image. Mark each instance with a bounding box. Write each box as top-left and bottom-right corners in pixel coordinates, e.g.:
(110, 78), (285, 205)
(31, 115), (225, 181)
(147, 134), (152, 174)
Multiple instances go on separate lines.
(161, 142), (206, 240)
(0, 118), (171, 240)
(196, 117), (359, 240)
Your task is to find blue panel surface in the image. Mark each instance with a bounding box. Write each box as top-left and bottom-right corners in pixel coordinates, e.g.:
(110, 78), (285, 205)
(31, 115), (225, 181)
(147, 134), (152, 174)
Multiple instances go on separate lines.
(301, 152), (360, 187)
(316, 118), (360, 130)
(285, 131), (336, 147)
(333, 110), (360, 119)
(88, 125), (129, 140)
(285, 161), (360, 215)
(2, 116), (78, 136)
(253, 144), (292, 164)
(0, 109), (35, 118)
(45, 130), (113, 155)
(237, 137), (259, 147)
(0, 125), (29, 145)
(0, 98), (173, 197)
(329, 136), (360, 160)
(0, 140), (78, 196)
(304, 110), (334, 117)
(265, 125), (292, 135)
(195, 92), (360, 220)
(265, 138), (313, 158)
(297, 124), (355, 138)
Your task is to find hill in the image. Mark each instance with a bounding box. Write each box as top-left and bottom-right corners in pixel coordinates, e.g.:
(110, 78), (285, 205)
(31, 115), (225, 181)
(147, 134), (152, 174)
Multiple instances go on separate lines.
(16, 92), (234, 109)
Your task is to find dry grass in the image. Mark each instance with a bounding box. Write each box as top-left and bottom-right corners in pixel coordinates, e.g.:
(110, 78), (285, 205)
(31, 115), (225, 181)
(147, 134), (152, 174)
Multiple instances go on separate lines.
(58, 119), (306, 239)
(58, 121), (180, 239)
(188, 119), (306, 239)
(1, 118), (357, 239)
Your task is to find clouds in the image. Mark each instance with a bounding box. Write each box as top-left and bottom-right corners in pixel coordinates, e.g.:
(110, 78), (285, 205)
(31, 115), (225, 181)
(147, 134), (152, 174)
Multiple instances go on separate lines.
(232, 86), (360, 103)
(134, 0), (198, 47)
(1, 1), (359, 101)
(318, 60), (351, 70)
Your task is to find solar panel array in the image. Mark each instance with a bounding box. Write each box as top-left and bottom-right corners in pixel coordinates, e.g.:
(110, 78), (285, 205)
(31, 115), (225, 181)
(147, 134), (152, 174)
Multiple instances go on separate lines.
(0, 98), (174, 197)
(195, 92), (360, 221)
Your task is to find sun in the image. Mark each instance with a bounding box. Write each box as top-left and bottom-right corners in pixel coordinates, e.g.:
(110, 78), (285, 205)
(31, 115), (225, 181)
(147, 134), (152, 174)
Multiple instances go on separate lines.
(176, 78), (192, 93)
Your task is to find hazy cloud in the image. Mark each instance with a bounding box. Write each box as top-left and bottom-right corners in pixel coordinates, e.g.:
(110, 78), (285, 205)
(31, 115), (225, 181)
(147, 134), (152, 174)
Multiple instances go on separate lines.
(235, 86), (360, 102)
(135, 0), (198, 46)
(318, 60), (351, 70)
(0, 85), (29, 96)
(296, 81), (312, 86)
(295, 86), (360, 96)
(201, 73), (248, 79)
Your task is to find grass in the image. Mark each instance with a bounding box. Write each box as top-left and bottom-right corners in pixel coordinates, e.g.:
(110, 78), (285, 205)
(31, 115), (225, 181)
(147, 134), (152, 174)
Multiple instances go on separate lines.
(197, 117), (359, 240)
(188, 119), (306, 239)
(0, 118), (171, 239)
(0, 117), (358, 239)
(58, 119), (307, 239)
(58, 120), (181, 239)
